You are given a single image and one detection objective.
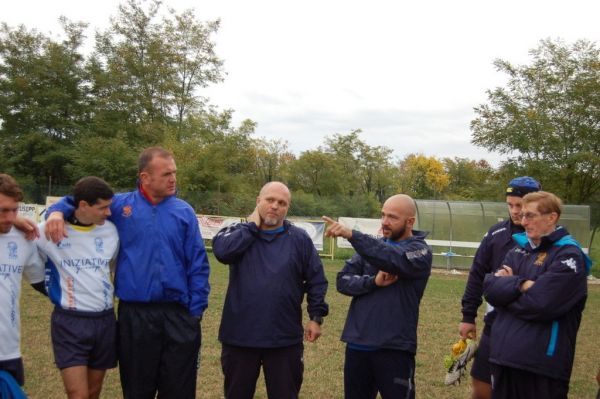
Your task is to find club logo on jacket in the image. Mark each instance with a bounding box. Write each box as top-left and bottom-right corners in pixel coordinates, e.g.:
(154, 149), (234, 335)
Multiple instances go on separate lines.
(122, 205), (132, 217)
(7, 241), (17, 259)
(561, 258), (578, 273)
(534, 252), (547, 266)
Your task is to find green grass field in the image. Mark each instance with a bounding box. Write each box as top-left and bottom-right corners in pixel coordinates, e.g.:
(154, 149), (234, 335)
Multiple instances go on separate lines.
(19, 255), (600, 398)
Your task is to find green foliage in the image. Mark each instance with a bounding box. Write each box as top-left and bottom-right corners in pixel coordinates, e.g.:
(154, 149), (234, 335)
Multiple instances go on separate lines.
(288, 149), (342, 196)
(472, 38), (600, 206)
(67, 133), (139, 188)
(0, 20), (89, 187)
(442, 157), (499, 200)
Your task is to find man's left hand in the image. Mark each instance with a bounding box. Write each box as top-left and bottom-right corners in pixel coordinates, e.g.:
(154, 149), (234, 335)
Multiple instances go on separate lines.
(304, 321), (322, 343)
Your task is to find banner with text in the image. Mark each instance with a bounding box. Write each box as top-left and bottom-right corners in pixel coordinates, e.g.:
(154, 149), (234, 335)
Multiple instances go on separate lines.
(336, 217), (382, 249)
(197, 215), (243, 240)
(19, 203), (45, 223)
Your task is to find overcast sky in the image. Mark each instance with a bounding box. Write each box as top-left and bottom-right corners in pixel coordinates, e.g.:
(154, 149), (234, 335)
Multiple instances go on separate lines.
(4, 0), (600, 166)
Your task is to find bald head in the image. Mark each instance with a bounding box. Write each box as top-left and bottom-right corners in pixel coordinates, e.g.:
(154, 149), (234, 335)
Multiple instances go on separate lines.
(380, 194), (416, 241)
(384, 194), (416, 217)
(259, 181), (291, 201)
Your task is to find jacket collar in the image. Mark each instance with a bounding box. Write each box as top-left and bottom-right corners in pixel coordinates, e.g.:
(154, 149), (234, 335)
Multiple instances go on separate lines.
(512, 226), (569, 250)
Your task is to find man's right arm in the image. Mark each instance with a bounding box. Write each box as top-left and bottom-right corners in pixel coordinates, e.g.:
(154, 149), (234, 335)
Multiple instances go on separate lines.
(459, 233), (493, 337)
(212, 222), (259, 264)
(44, 196), (76, 243)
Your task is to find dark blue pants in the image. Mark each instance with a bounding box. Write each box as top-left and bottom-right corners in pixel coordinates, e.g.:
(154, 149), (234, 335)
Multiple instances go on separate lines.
(344, 346), (415, 399)
(491, 364), (569, 399)
(221, 343), (304, 399)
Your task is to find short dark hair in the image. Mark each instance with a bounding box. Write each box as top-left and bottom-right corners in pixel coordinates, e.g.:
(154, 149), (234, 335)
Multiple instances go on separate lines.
(0, 174), (24, 202)
(138, 147), (173, 174)
(73, 177), (114, 207)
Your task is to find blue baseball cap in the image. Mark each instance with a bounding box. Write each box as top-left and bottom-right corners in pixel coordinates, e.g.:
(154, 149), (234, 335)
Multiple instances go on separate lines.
(506, 176), (541, 197)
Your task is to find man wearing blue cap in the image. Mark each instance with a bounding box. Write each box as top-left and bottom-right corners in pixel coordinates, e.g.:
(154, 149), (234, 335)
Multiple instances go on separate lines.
(457, 176), (541, 399)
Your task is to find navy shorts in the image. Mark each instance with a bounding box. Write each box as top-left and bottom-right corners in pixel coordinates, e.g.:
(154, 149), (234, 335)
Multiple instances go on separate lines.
(0, 357), (24, 386)
(490, 364), (569, 399)
(51, 307), (117, 370)
(470, 327), (492, 383)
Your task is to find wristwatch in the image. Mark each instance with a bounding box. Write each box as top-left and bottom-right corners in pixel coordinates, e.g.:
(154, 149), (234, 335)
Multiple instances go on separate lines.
(310, 315), (324, 325)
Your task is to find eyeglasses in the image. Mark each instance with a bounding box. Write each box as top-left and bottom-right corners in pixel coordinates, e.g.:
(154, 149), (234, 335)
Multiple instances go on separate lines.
(518, 212), (549, 221)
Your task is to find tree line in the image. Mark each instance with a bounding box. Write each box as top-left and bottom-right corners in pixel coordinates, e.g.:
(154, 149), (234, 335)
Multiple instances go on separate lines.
(1, 1), (599, 224)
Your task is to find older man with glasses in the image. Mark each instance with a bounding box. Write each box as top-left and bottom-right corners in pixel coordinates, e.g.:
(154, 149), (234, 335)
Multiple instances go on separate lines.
(484, 191), (591, 399)
(458, 176), (541, 398)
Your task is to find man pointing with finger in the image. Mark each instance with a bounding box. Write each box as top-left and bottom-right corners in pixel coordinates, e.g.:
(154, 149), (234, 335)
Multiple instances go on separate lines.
(323, 193), (432, 399)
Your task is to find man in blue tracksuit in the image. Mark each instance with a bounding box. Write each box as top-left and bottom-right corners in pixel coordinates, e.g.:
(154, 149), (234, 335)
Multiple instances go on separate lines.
(213, 181), (328, 399)
(323, 194), (432, 399)
(459, 176), (541, 399)
(484, 191), (589, 399)
(45, 147), (210, 399)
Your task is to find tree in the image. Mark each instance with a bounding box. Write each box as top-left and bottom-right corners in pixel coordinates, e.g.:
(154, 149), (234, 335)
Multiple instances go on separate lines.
(324, 130), (364, 196)
(357, 144), (395, 202)
(443, 157), (497, 200)
(396, 154), (450, 199)
(0, 19), (89, 188)
(68, 133), (139, 189)
(471, 38), (600, 205)
(91, 0), (223, 144)
(252, 138), (295, 185)
(288, 149), (342, 196)
(323, 129), (395, 200)
(163, 108), (259, 214)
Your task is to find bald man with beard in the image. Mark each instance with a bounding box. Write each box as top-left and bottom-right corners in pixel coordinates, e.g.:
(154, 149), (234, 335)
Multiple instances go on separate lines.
(323, 194), (432, 399)
(213, 182), (329, 399)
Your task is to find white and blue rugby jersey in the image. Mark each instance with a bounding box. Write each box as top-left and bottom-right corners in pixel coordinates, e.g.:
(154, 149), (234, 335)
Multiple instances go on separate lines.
(37, 221), (119, 312)
(0, 227), (44, 361)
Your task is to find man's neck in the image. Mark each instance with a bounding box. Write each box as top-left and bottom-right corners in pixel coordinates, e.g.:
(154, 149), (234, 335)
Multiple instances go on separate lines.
(72, 210), (93, 226)
(139, 184), (165, 205)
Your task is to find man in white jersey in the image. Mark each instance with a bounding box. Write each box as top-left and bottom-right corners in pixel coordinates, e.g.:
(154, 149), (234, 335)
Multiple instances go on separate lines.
(0, 174), (45, 387)
(37, 176), (119, 399)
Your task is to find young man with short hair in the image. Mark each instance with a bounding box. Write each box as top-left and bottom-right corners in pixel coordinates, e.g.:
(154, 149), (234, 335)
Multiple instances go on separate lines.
(37, 176), (119, 399)
(0, 174), (45, 387)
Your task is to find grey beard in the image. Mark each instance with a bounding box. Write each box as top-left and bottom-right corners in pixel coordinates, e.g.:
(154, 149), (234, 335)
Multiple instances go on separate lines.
(263, 217), (279, 226)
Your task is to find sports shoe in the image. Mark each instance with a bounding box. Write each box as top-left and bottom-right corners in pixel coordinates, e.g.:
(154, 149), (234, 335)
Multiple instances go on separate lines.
(444, 338), (477, 385)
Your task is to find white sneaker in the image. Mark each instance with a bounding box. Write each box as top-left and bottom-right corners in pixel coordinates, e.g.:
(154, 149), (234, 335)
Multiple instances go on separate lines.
(444, 339), (478, 386)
